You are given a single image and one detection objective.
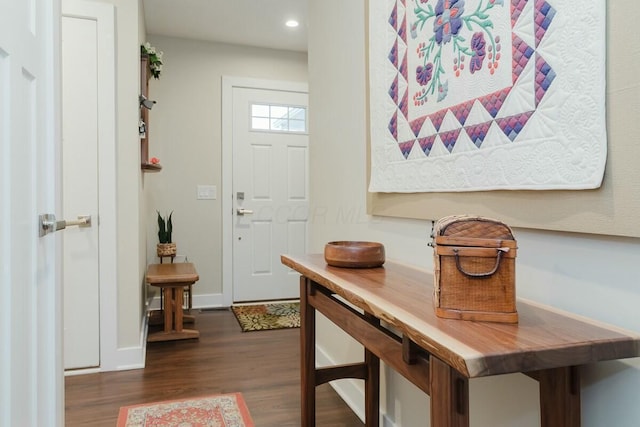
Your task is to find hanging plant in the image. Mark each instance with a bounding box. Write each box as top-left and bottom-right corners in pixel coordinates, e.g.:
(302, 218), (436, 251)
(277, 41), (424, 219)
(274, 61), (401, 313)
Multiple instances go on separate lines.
(141, 42), (163, 79)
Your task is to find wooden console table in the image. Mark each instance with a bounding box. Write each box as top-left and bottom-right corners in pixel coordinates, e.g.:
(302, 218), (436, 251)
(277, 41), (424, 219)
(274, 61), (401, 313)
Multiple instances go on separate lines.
(281, 254), (640, 427)
(146, 263), (199, 342)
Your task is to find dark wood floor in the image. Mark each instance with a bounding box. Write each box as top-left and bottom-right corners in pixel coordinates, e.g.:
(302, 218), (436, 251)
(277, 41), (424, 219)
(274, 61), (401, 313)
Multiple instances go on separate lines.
(65, 308), (364, 426)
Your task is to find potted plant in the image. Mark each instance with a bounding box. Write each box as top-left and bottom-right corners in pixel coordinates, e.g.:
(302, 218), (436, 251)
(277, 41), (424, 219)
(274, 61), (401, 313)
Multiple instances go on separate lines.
(156, 211), (176, 257)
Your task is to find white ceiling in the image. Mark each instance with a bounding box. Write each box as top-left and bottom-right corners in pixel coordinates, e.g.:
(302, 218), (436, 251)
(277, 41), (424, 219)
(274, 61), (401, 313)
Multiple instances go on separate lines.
(142, 0), (308, 53)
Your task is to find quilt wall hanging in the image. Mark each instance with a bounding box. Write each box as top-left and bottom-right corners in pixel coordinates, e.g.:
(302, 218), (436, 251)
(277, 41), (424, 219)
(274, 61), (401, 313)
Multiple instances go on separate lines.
(368, 0), (606, 193)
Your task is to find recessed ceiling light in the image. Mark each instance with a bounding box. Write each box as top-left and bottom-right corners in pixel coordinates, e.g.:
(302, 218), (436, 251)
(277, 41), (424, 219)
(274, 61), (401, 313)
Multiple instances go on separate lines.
(285, 20), (299, 28)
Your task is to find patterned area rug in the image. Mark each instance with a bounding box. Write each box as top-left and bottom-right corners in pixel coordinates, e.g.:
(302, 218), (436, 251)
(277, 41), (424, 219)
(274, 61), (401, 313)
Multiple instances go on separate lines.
(231, 302), (300, 332)
(117, 392), (254, 427)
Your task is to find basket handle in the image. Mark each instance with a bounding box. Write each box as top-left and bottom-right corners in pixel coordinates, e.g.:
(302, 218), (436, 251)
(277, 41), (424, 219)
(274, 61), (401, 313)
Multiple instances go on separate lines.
(453, 248), (508, 278)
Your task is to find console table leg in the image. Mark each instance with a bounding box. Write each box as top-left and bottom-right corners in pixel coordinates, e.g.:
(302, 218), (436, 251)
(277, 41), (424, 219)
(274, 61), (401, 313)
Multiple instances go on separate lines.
(430, 356), (469, 427)
(362, 312), (380, 427)
(539, 366), (580, 427)
(364, 348), (380, 427)
(301, 277), (316, 427)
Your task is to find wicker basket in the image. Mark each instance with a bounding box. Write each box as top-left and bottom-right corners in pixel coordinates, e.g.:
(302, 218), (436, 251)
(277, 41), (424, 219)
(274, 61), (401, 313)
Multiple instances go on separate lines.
(432, 215), (518, 323)
(156, 242), (176, 257)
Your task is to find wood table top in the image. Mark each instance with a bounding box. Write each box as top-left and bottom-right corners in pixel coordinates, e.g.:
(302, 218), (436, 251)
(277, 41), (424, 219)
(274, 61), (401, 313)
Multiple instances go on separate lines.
(146, 262), (199, 285)
(282, 254), (640, 378)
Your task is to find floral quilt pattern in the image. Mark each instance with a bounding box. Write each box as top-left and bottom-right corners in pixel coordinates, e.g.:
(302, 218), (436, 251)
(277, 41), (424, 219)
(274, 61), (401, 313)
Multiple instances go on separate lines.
(369, 0), (606, 192)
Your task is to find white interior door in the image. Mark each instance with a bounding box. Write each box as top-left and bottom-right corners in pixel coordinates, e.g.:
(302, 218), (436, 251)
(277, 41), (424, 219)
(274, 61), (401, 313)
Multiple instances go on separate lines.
(0, 0), (64, 425)
(232, 86), (309, 302)
(59, 0), (117, 372)
(61, 12), (100, 370)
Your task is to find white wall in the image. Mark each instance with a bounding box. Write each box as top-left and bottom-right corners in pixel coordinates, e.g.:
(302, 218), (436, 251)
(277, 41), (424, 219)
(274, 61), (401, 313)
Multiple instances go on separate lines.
(142, 35), (308, 306)
(308, 1), (640, 426)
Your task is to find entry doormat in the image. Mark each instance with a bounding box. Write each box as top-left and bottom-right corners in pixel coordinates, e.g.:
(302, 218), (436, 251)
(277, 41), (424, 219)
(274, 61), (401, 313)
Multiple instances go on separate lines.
(231, 301), (300, 332)
(117, 392), (254, 427)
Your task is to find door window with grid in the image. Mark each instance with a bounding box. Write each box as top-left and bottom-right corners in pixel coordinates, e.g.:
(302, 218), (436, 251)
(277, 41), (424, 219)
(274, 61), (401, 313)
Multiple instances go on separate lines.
(250, 103), (307, 133)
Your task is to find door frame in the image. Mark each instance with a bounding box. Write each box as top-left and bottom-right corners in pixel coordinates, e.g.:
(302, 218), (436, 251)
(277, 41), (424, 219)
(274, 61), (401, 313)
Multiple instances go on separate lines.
(221, 77), (309, 306)
(61, 0), (118, 373)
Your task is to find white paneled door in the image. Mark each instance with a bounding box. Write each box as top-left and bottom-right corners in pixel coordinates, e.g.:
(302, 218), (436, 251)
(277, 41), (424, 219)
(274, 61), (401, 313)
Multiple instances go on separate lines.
(0, 0), (64, 425)
(61, 11), (100, 370)
(232, 86), (309, 302)
(60, 0), (116, 372)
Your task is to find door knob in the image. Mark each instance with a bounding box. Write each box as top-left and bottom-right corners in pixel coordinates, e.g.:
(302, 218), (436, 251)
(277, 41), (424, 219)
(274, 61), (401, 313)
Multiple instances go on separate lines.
(39, 214), (92, 237)
(236, 208), (254, 216)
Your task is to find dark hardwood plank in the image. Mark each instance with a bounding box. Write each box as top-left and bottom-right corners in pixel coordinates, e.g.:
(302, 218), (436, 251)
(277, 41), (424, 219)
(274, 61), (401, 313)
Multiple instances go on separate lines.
(65, 309), (364, 426)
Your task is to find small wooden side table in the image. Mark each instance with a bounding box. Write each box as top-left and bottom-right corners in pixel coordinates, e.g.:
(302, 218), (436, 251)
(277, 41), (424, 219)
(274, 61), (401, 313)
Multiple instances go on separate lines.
(146, 263), (199, 342)
(158, 254), (193, 310)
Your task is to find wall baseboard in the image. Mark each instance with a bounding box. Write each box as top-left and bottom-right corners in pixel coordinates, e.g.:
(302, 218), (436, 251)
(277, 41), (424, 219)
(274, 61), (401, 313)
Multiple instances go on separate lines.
(108, 309), (147, 372)
(112, 346), (146, 371)
(66, 310), (147, 375)
(382, 413), (398, 427)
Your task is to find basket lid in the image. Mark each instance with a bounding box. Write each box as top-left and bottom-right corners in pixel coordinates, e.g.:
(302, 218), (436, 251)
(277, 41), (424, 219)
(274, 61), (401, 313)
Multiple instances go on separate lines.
(434, 215), (514, 240)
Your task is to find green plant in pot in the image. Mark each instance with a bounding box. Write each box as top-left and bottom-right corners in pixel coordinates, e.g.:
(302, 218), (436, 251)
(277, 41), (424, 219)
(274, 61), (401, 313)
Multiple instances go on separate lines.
(156, 211), (176, 257)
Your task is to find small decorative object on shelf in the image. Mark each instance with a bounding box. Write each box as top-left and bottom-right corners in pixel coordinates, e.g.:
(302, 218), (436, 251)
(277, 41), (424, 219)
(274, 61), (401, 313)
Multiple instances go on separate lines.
(157, 211), (176, 257)
(142, 156), (162, 172)
(140, 42), (163, 79)
(139, 118), (146, 138)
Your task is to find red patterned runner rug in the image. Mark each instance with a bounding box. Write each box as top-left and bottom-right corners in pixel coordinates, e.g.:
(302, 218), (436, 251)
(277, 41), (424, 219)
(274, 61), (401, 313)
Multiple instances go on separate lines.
(117, 392), (254, 427)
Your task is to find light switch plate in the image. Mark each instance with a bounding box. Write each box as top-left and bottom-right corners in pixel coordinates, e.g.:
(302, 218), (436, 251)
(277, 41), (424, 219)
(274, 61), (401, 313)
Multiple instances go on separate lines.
(197, 185), (217, 200)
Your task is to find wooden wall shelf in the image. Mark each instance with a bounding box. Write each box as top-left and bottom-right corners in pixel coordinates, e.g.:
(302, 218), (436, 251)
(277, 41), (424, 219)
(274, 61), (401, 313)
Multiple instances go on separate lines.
(142, 163), (162, 173)
(140, 54), (160, 172)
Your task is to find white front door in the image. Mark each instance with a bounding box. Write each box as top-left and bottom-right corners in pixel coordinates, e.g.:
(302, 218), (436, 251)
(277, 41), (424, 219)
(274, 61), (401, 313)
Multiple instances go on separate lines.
(230, 84), (309, 302)
(61, 10), (100, 370)
(0, 0), (64, 425)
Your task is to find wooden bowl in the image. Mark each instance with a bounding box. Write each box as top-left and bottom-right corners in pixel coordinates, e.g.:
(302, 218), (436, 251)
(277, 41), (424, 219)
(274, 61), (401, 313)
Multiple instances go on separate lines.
(324, 241), (385, 268)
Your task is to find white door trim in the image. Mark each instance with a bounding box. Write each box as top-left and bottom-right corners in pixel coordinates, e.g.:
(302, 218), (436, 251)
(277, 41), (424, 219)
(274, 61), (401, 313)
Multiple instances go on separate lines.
(61, 0), (118, 372)
(221, 77), (309, 306)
